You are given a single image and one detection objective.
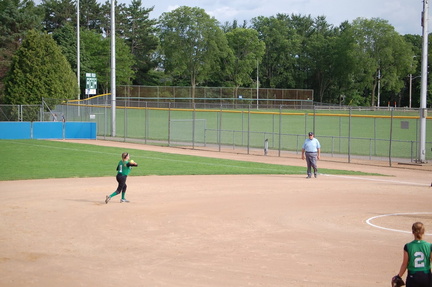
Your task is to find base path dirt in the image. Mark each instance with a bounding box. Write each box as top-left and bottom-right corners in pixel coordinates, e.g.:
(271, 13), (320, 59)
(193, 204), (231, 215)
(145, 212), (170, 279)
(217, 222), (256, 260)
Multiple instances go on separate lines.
(1, 139), (432, 287)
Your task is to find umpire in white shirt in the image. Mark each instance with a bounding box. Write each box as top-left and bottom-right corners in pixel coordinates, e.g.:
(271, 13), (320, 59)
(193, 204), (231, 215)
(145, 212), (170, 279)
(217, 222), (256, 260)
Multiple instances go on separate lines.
(301, 132), (321, 178)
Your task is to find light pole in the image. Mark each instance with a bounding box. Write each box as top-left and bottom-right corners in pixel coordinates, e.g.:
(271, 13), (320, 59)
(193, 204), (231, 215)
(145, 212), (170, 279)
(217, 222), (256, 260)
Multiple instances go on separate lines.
(110, 0), (116, 137)
(418, 0), (428, 163)
(76, 0), (80, 100)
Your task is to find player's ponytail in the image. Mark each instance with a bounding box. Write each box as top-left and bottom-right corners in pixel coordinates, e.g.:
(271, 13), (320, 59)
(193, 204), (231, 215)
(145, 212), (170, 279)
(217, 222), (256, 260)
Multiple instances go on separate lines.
(412, 222), (425, 240)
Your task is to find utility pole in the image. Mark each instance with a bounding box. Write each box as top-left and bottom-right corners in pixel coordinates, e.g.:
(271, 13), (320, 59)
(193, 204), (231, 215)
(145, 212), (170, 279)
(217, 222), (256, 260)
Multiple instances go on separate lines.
(418, 0), (428, 162)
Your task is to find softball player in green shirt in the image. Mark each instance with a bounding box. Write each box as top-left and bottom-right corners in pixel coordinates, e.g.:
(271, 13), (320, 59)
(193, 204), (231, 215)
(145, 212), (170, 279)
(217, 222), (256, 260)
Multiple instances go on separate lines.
(396, 222), (432, 287)
(105, 152), (138, 204)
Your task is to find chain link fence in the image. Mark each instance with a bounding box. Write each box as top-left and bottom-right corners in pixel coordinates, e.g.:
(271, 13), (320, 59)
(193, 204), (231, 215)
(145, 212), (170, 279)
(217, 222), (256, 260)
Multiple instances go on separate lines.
(0, 104), (43, 121)
(44, 94), (432, 166)
(2, 90), (431, 166)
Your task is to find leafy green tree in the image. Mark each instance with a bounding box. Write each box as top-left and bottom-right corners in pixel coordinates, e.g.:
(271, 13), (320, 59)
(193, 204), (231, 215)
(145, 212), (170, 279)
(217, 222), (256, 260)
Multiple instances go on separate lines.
(158, 6), (230, 99)
(4, 30), (78, 104)
(221, 19), (248, 33)
(324, 21), (360, 105)
(80, 28), (135, 94)
(349, 18), (415, 106)
(306, 16), (347, 103)
(288, 14), (316, 89)
(251, 15), (301, 89)
(225, 28), (265, 94)
(403, 34), (423, 107)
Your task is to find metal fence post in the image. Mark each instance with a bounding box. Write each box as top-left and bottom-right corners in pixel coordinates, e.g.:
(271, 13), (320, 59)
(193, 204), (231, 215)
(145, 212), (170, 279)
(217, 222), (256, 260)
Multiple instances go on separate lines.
(192, 103), (196, 149)
(331, 136), (334, 157)
(272, 113), (275, 148)
(144, 101), (148, 144)
(247, 104), (250, 155)
(278, 105), (282, 157)
(123, 103), (127, 142)
(241, 111), (245, 146)
(411, 141), (415, 162)
(304, 112), (307, 138)
(373, 117), (377, 156)
(218, 104), (222, 152)
(313, 105), (316, 134)
(348, 107), (352, 163)
(389, 108), (394, 167)
(168, 102), (171, 146)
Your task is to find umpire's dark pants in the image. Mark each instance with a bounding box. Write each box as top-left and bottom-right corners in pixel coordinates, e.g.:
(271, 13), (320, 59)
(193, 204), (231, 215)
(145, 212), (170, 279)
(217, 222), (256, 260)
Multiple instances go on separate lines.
(305, 152), (318, 177)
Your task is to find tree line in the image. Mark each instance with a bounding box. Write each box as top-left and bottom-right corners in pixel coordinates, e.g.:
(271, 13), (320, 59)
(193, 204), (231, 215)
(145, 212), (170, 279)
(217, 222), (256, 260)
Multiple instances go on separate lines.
(0, 0), (427, 107)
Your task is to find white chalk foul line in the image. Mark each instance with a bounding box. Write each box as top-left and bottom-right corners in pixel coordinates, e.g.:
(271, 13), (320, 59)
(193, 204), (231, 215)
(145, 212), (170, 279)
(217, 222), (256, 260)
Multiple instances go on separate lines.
(366, 212), (432, 235)
(321, 173), (428, 187)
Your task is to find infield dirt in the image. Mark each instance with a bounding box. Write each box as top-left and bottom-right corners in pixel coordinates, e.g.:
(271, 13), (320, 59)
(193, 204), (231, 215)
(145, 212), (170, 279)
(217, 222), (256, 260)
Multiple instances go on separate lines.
(1, 139), (432, 287)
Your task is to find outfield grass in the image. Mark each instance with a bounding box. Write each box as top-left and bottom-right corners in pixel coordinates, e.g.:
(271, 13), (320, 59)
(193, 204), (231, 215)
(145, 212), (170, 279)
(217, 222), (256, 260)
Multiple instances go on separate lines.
(84, 106), (432, 160)
(0, 140), (378, 181)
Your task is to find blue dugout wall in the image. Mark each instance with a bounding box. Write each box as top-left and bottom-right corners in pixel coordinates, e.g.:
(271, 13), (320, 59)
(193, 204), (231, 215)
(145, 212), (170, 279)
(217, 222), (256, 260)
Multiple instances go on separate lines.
(0, 122), (96, 140)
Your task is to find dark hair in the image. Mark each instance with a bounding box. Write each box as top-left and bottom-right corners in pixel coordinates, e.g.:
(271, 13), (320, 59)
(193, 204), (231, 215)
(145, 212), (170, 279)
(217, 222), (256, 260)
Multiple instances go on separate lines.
(121, 152), (129, 160)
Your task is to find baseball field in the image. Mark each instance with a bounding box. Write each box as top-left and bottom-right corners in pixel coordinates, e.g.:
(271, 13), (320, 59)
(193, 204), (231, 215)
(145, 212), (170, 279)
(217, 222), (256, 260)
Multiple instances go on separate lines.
(1, 139), (432, 287)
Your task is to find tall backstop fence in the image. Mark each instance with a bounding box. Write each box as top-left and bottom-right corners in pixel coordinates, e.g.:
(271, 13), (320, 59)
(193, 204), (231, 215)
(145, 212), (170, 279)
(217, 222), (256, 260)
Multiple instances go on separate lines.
(1, 89), (431, 166)
(116, 86), (314, 110)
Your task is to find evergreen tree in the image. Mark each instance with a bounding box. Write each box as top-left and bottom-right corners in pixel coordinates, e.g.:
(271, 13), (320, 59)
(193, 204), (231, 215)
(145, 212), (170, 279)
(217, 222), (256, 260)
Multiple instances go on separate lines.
(40, 0), (75, 32)
(0, 0), (43, 101)
(4, 30), (78, 104)
(123, 0), (159, 85)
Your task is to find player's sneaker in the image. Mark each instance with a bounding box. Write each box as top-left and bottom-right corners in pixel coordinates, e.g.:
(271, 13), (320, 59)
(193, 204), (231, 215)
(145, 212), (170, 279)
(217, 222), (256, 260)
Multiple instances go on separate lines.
(314, 173), (317, 178)
(105, 195), (111, 204)
(120, 199), (130, 203)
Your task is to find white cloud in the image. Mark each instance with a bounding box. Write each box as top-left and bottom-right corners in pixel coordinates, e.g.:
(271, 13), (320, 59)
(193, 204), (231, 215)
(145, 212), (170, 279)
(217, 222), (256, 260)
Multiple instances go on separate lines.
(145, 0), (429, 35)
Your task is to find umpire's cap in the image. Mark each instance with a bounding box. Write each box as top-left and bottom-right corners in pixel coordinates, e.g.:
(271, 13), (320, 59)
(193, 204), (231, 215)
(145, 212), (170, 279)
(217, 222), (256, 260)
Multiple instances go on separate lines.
(308, 132), (314, 136)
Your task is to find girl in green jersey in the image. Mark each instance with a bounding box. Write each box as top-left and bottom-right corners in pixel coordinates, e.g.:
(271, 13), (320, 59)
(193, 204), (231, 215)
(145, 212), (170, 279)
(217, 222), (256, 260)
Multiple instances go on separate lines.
(105, 152), (138, 204)
(396, 222), (432, 287)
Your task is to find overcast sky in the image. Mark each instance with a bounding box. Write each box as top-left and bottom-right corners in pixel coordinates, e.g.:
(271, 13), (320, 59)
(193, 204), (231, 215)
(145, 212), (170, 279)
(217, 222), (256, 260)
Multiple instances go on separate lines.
(129, 0), (428, 35)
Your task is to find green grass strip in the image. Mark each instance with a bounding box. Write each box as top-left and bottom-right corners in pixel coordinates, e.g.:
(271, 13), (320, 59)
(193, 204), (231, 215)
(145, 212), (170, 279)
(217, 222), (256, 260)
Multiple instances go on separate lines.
(0, 140), (378, 181)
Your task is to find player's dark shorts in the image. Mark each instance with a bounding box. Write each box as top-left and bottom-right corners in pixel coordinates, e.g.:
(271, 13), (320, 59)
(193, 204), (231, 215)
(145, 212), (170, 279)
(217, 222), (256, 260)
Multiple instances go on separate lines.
(406, 271), (431, 287)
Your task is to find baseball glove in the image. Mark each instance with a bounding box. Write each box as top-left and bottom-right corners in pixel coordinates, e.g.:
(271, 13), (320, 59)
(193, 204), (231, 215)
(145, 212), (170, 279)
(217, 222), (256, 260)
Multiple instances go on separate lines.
(391, 275), (405, 287)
